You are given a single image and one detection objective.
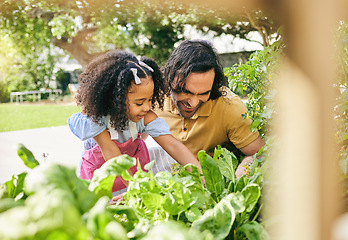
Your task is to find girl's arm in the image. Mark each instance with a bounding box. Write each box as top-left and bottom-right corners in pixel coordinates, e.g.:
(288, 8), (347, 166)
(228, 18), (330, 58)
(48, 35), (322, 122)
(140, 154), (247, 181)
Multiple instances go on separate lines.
(93, 129), (122, 161)
(144, 111), (202, 172)
(80, 108), (122, 160)
(93, 130), (129, 186)
(153, 134), (202, 173)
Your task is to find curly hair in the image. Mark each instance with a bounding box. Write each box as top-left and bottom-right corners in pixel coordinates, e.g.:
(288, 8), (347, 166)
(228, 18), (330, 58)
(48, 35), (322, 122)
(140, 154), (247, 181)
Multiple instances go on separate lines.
(162, 39), (228, 100)
(76, 50), (166, 131)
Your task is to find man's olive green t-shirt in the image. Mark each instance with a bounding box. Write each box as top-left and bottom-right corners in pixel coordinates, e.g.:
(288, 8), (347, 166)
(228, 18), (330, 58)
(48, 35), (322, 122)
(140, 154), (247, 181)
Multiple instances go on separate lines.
(155, 87), (260, 157)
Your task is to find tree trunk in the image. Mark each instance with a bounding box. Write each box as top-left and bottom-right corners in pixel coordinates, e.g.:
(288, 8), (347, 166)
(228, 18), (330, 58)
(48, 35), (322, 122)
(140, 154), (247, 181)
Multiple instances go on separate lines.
(52, 36), (101, 69)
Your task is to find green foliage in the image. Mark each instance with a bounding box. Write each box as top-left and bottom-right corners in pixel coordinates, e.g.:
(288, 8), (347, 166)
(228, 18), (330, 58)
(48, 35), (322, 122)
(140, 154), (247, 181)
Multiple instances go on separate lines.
(225, 40), (284, 137)
(0, 0), (279, 93)
(0, 1), (59, 92)
(0, 80), (9, 103)
(0, 144), (267, 239)
(89, 155), (137, 199)
(199, 151), (225, 202)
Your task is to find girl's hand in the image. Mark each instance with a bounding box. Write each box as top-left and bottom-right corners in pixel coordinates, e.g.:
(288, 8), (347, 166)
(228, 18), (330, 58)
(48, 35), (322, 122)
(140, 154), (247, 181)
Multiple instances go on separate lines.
(109, 192), (126, 205)
(153, 134), (203, 173)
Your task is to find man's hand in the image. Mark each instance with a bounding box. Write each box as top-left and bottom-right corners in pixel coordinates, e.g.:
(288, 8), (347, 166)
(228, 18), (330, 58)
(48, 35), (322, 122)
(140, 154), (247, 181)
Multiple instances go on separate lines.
(235, 156), (255, 179)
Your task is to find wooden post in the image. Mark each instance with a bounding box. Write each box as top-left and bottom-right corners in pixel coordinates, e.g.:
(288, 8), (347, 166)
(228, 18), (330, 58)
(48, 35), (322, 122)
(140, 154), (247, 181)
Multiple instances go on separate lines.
(266, 1), (343, 240)
(173, 0), (345, 239)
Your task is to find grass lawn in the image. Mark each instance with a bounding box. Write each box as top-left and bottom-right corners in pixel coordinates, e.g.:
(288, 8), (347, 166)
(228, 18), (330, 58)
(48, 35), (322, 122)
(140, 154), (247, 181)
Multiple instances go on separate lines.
(0, 103), (81, 132)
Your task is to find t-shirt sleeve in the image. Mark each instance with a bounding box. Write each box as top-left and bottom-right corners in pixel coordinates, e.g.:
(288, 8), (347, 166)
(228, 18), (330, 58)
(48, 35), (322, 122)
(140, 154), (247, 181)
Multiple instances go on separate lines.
(224, 98), (260, 149)
(67, 112), (107, 141)
(144, 117), (172, 138)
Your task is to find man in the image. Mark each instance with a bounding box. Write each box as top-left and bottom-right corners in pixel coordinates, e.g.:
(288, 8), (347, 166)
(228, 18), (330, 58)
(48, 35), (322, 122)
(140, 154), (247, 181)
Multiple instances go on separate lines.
(154, 39), (265, 178)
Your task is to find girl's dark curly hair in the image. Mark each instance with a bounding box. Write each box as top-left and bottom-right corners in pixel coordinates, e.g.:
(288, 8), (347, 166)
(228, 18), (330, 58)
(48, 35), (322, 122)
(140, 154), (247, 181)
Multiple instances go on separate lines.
(76, 50), (165, 131)
(162, 39), (228, 100)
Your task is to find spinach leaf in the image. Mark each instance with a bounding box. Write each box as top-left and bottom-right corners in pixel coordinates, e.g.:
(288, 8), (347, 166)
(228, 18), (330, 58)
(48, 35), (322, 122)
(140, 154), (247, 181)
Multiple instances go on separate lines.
(142, 220), (213, 240)
(224, 192), (246, 214)
(192, 196), (236, 240)
(241, 184), (261, 213)
(238, 221), (270, 240)
(213, 146), (238, 181)
(198, 150), (224, 202)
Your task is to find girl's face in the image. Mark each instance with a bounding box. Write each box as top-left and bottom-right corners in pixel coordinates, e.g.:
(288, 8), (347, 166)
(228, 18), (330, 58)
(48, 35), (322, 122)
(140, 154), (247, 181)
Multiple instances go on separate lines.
(126, 75), (154, 122)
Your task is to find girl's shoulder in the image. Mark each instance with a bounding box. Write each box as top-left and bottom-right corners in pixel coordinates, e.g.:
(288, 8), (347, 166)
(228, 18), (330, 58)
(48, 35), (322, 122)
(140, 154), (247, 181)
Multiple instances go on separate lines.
(67, 112), (108, 140)
(144, 110), (158, 125)
(141, 111), (171, 138)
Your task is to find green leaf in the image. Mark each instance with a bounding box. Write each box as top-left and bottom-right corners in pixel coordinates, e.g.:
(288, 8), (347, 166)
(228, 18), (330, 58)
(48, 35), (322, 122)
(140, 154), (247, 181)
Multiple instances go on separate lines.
(213, 147), (238, 182)
(223, 192), (246, 214)
(241, 184), (261, 212)
(89, 155), (136, 198)
(163, 192), (185, 215)
(238, 83), (244, 95)
(0, 198), (25, 213)
(238, 221), (270, 240)
(192, 197), (236, 240)
(198, 151), (225, 202)
(92, 176), (117, 199)
(142, 193), (164, 210)
(24, 163), (98, 213)
(142, 221), (213, 240)
(235, 175), (248, 192)
(185, 206), (202, 222)
(189, 191), (209, 209)
(17, 144), (39, 169)
(145, 160), (155, 170)
(107, 204), (139, 222)
(0, 172), (27, 199)
(179, 164), (204, 192)
(104, 221), (129, 240)
(0, 189), (89, 239)
(85, 197), (128, 240)
(250, 118), (262, 133)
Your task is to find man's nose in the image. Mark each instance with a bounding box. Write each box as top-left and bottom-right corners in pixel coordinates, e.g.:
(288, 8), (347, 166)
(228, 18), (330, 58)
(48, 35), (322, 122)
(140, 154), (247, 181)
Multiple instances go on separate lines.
(187, 95), (200, 107)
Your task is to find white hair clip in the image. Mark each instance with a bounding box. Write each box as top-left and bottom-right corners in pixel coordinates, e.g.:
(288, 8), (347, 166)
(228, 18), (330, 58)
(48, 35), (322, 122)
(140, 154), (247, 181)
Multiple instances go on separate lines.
(130, 68), (141, 84)
(138, 61), (154, 72)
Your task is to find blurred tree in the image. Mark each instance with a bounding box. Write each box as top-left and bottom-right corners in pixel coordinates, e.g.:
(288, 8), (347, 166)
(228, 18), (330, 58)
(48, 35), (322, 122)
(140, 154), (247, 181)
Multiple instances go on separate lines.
(0, 0), (280, 96)
(0, 0), (280, 67)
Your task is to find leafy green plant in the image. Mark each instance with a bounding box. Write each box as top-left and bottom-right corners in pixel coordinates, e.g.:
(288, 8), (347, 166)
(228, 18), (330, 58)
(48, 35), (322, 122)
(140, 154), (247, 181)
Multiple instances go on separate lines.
(0, 144), (268, 240)
(225, 40), (283, 137)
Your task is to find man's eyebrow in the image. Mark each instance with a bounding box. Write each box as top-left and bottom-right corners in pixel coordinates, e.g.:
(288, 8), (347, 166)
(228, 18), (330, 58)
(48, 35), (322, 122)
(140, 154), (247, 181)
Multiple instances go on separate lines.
(183, 89), (211, 95)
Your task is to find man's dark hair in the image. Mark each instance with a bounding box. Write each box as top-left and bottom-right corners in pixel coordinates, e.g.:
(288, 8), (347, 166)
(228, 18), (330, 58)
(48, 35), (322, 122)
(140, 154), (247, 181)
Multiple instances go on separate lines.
(162, 39), (228, 100)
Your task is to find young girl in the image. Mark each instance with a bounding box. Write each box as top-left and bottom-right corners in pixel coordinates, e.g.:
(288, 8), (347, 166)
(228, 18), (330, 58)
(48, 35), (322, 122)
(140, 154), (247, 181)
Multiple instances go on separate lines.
(68, 50), (202, 196)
